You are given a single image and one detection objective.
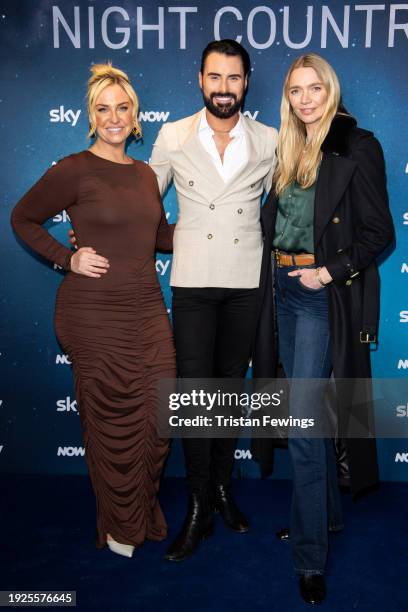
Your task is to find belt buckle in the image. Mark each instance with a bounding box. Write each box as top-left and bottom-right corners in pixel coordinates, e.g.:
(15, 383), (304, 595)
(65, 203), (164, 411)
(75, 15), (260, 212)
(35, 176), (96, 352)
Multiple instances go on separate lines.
(360, 332), (377, 344)
(274, 249), (281, 267)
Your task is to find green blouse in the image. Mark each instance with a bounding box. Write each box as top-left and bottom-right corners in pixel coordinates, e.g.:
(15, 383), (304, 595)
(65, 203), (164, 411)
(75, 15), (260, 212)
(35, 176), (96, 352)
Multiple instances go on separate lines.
(273, 181), (316, 254)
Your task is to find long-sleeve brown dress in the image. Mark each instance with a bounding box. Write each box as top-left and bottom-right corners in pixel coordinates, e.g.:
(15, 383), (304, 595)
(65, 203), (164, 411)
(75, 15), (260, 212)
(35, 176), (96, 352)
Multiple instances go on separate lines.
(11, 150), (176, 549)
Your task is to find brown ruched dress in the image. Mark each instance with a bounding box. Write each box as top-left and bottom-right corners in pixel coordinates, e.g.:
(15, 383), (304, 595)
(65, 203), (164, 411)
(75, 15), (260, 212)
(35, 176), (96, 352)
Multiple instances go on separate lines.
(11, 150), (176, 549)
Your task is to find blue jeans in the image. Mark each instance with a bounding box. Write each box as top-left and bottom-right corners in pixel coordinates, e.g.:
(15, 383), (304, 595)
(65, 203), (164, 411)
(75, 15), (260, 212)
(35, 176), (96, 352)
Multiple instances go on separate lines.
(275, 264), (343, 576)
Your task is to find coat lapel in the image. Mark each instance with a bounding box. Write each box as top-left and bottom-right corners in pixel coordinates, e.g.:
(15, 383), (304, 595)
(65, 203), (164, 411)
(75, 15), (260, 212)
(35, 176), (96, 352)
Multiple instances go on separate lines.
(184, 114), (266, 201)
(179, 112), (225, 196)
(211, 116), (266, 200)
(314, 153), (357, 247)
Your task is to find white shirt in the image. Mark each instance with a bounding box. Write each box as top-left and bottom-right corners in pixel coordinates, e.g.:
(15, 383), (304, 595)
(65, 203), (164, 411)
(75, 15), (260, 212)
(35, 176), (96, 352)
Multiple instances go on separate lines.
(198, 109), (248, 183)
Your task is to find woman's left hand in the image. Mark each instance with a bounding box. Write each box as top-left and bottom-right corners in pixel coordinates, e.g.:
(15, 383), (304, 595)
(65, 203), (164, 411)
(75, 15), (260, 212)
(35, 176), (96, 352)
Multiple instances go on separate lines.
(288, 266), (333, 289)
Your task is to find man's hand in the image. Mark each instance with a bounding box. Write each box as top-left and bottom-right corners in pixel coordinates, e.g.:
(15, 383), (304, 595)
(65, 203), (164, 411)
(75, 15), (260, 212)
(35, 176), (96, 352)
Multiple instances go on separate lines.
(70, 247), (110, 278)
(68, 229), (77, 248)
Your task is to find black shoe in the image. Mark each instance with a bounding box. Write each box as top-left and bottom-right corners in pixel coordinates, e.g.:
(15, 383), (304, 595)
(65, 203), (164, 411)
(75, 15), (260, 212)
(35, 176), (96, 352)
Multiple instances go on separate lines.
(276, 525), (343, 541)
(299, 575), (326, 605)
(276, 527), (290, 541)
(213, 484), (249, 533)
(165, 492), (214, 562)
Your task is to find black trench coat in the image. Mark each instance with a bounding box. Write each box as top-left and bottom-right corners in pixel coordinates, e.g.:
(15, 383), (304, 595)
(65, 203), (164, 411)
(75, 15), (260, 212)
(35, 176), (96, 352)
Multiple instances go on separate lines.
(251, 114), (395, 496)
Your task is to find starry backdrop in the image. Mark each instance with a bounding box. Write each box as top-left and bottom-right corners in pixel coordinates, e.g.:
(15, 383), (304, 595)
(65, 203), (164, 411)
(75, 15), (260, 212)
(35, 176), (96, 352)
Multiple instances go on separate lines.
(0, 0), (407, 478)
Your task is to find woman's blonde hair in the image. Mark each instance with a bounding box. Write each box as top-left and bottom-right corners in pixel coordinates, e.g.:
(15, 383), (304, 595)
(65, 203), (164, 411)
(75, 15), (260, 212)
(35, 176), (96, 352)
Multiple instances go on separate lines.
(274, 53), (341, 195)
(87, 62), (141, 139)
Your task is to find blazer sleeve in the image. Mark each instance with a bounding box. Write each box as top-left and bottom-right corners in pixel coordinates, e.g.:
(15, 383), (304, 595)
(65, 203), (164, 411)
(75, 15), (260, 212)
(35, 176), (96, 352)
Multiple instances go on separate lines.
(324, 135), (394, 284)
(10, 157), (78, 270)
(150, 125), (174, 197)
(262, 127), (278, 194)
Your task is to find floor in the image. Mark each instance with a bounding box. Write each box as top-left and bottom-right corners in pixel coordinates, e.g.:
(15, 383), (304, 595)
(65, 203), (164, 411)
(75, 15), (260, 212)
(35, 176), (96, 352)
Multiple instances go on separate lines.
(2, 475), (407, 611)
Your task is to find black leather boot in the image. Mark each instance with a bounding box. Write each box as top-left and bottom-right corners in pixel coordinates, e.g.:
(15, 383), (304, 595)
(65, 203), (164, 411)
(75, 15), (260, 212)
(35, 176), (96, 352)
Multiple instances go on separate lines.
(299, 575), (326, 604)
(213, 484), (249, 533)
(165, 492), (214, 562)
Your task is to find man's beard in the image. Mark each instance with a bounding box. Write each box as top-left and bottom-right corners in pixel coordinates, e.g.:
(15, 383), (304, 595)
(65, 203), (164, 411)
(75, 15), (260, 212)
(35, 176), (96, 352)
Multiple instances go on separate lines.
(203, 92), (243, 119)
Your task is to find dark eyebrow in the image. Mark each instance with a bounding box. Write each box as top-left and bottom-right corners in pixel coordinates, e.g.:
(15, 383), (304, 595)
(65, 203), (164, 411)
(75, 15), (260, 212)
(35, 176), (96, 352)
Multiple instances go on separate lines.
(207, 72), (243, 78)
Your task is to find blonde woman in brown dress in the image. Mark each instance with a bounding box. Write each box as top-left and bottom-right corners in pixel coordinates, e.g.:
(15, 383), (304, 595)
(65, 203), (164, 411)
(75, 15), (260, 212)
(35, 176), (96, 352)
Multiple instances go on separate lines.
(11, 64), (175, 558)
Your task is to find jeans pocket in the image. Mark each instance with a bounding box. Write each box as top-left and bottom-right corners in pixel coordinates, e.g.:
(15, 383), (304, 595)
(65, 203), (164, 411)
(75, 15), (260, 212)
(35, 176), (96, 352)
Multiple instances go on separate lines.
(296, 276), (326, 293)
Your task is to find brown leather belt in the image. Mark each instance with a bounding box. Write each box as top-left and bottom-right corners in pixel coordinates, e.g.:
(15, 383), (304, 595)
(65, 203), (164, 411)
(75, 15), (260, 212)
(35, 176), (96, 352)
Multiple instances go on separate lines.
(274, 250), (315, 267)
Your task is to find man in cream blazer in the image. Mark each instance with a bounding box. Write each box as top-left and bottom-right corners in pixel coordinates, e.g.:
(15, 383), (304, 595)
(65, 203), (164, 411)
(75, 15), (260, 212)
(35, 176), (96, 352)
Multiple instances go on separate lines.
(152, 109), (276, 289)
(150, 40), (277, 562)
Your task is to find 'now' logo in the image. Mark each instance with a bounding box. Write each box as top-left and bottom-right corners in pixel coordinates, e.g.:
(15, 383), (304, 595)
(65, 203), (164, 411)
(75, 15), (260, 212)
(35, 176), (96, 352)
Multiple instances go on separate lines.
(57, 446), (85, 457)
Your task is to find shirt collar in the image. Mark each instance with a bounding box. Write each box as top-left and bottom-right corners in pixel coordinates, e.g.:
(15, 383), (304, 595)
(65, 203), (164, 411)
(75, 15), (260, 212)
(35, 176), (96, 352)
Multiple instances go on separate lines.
(198, 108), (245, 137)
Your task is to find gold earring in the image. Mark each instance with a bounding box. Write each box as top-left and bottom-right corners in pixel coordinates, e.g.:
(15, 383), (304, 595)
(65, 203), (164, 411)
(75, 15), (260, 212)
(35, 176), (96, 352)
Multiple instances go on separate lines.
(132, 124), (142, 139)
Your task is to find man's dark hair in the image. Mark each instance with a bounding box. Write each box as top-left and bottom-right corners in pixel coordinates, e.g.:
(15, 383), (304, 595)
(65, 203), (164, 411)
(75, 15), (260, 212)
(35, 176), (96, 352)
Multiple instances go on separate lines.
(200, 39), (251, 77)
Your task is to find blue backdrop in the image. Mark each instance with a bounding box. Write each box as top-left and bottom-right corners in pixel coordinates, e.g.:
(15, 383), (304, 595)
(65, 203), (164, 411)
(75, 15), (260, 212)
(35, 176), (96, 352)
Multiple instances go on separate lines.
(1, 0), (407, 480)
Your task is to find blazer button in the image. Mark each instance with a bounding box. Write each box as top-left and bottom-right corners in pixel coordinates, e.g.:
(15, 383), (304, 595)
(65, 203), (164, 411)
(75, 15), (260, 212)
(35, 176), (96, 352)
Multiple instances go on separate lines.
(234, 238), (239, 244)
(332, 216), (340, 224)
(237, 208), (243, 214)
(207, 234), (213, 239)
(189, 180), (194, 186)
(250, 184), (255, 188)
(209, 203), (215, 210)
(346, 279), (352, 286)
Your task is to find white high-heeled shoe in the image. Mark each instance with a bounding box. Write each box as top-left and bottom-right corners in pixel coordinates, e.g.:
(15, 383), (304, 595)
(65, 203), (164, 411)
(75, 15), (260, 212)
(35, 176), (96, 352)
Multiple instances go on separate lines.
(107, 536), (135, 558)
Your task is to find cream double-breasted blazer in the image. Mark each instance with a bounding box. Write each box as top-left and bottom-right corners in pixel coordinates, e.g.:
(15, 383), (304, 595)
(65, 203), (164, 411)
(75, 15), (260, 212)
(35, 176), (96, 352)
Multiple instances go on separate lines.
(150, 110), (278, 288)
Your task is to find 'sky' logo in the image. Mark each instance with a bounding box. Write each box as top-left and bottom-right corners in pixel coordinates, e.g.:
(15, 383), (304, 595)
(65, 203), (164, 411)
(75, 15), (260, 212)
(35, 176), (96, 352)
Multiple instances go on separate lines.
(49, 106), (81, 126)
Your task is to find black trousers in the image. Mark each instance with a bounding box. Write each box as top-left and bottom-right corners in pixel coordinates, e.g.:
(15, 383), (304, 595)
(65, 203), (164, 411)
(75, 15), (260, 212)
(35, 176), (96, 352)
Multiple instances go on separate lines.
(172, 286), (259, 493)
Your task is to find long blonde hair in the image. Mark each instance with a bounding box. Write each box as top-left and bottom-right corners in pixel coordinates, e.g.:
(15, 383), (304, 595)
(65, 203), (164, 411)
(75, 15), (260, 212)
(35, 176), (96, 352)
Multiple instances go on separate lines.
(275, 53), (341, 195)
(87, 62), (141, 139)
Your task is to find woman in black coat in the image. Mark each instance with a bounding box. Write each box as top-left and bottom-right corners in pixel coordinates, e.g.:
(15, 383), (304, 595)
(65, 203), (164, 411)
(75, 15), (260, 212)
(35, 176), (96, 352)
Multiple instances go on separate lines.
(252, 53), (394, 604)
